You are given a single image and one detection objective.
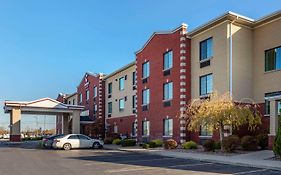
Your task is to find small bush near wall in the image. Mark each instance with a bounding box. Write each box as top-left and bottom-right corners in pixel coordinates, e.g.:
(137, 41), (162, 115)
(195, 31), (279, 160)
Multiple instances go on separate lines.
(222, 135), (240, 152)
(214, 141), (221, 150)
(142, 143), (149, 149)
(241, 136), (258, 151)
(164, 139), (178, 149)
(256, 133), (268, 150)
(203, 140), (216, 152)
(121, 139), (136, 147)
(148, 139), (163, 148)
(112, 139), (121, 145)
(183, 141), (197, 149)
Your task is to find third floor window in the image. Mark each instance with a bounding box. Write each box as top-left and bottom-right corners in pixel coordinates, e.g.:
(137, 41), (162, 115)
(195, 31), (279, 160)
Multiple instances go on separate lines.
(93, 86), (97, 97)
(164, 50), (173, 70)
(163, 82), (173, 100)
(119, 77), (125, 90)
(142, 61), (150, 78)
(142, 89), (150, 105)
(265, 46), (281, 72)
(108, 82), (112, 94)
(200, 37), (213, 61)
(200, 74), (213, 96)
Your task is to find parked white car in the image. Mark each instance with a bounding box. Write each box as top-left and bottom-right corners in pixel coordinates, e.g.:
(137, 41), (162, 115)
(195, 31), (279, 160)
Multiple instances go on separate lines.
(52, 134), (104, 150)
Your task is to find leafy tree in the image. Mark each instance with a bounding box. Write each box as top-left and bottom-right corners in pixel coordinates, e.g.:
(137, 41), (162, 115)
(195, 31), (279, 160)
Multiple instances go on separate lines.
(184, 92), (261, 149)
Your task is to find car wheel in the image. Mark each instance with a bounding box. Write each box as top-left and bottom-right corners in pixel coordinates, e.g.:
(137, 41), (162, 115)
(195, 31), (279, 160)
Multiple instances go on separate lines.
(63, 143), (72, 150)
(92, 142), (101, 149)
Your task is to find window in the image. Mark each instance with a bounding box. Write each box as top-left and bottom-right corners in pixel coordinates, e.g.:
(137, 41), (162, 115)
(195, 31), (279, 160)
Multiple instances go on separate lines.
(200, 123), (212, 136)
(78, 135), (90, 140)
(108, 82), (112, 94)
(164, 51), (173, 70)
(119, 98), (125, 111)
(72, 99), (75, 105)
(132, 72), (136, 86)
(132, 95), (136, 109)
(94, 104), (97, 114)
(265, 46), (281, 72)
(86, 90), (89, 101)
(108, 102), (112, 114)
(200, 37), (213, 61)
(119, 77), (125, 90)
(163, 119), (173, 136)
(200, 74), (213, 96)
(163, 82), (173, 100)
(132, 122), (137, 136)
(94, 86), (97, 97)
(142, 62), (150, 78)
(142, 121), (150, 136)
(79, 94), (82, 103)
(68, 135), (79, 139)
(142, 89), (150, 105)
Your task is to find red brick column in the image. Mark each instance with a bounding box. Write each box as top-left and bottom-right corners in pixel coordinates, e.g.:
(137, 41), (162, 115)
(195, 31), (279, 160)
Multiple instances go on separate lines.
(268, 135), (275, 150)
(10, 135), (21, 142)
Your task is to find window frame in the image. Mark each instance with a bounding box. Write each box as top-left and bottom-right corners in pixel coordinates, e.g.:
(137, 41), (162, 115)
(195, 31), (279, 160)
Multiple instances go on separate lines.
(93, 86), (97, 98)
(200, 73), (213, 96)
(119, 98), (125, 112)
(119, 77), (125, 91)
(163, 118), (173, 136)
(108, 102), (112, 114)
(200, 37), (213, 61)
(163, 82), (173, 101)
(142, 61), (150, 79)
(265, 46), (281, 72)
(142, 89), (150, 105)
(86, 90), (90, 101)
(142, 120), (150, 136)
(108, 82), (112, 94)
(163, 50), (173, 70)
(132, 72), (136, 86)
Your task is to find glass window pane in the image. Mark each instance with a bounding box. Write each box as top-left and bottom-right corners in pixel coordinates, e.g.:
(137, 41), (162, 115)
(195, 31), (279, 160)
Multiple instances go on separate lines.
(207, 38), (213, 58)
(265, 49), (275, 71)
(206, 75), (213, 94)
(200, 76), (207, 95)
(276, 48), (281, 70)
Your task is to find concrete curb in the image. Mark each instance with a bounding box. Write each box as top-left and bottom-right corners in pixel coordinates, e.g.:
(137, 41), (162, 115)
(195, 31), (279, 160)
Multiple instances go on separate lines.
(105, 146), (281, 171)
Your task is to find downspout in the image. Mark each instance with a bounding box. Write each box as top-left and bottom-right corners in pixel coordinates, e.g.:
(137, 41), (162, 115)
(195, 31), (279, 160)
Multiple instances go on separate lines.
(229, 16), (238, 98)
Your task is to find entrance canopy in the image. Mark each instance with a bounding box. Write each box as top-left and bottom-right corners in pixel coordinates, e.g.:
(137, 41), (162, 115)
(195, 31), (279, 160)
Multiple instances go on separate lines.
(4, 98), (84, 142)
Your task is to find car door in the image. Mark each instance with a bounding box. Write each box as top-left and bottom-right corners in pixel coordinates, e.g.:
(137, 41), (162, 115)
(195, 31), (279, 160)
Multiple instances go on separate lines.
(78, 135), (92, 148)
(67, 135), (80, 148)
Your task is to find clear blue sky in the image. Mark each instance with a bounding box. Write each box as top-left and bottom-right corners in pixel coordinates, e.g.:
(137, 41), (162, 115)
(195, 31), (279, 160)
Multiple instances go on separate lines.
(0, 0), (280, 130)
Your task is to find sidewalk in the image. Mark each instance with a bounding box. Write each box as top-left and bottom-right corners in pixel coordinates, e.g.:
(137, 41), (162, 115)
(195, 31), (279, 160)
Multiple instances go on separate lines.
(104, 144), (281, 171)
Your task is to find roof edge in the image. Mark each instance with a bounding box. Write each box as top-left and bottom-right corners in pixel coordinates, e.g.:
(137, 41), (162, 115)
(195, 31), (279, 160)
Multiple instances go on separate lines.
(104, 61), (136, 80)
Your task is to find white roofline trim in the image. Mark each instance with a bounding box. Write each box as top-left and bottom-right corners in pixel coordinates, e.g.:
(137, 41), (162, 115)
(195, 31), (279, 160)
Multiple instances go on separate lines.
(104, 61), (136, 80)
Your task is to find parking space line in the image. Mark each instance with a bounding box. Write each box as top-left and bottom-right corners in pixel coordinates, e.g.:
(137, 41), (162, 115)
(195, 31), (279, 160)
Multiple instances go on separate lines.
(106, 166), (156, 173)
(233, 169), (268, 175)
(168, 162), (214, 168)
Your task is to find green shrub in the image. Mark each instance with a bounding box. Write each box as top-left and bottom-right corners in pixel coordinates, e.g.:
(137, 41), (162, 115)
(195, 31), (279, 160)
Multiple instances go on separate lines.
(112, 139), (121, 145)
(273, 121), (281, 157)
(214, 141), (221, 150)
(241, 135), (258, 151)
(104, 137), (114, 144)
(148, 139), (163, 148)
(142, 143), (149, 149)
(203, 140), (216, 152)
(183, 141), (197, 149)
(164, 139), (178, 149)
(256, 133), (268, 150)
(121, 139), (136, 147)
(222, 135), (240, 152)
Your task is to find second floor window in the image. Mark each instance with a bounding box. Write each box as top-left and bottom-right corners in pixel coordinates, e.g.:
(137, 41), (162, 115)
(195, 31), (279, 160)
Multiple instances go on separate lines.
(119, 77), (125, 90)
(94, 86), (97, 97)
(142, 62), (150, 78)
(108, 102), (112, 114)
(200, 37), (213, 61)
(164, 50), (173, 70)
(86, 90), (89, 101)
(108, 82), (112, 94)
(119, 98), (125, 111)
(94, 104), (97, 114)
(265, 46), (281, 72)
(163, 82), (173, 100)
(200, 74), (213, 96)
(142, 89), (150, 105)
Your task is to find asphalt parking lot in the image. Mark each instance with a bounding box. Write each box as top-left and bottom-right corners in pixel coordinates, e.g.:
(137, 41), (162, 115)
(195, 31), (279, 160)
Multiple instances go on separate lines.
(0, 141), (280, 175)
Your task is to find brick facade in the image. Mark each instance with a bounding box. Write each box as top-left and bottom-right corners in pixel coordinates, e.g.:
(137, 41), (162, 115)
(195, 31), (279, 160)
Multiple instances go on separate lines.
(136, 24), (191, 143)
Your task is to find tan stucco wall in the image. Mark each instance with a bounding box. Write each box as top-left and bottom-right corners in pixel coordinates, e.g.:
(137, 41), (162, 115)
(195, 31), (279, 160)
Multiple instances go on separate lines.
(231, 23), (254, 101)
(105, 64), (136, 118)
(253, 17), (281, 103)
(191, 21), (229, 99)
